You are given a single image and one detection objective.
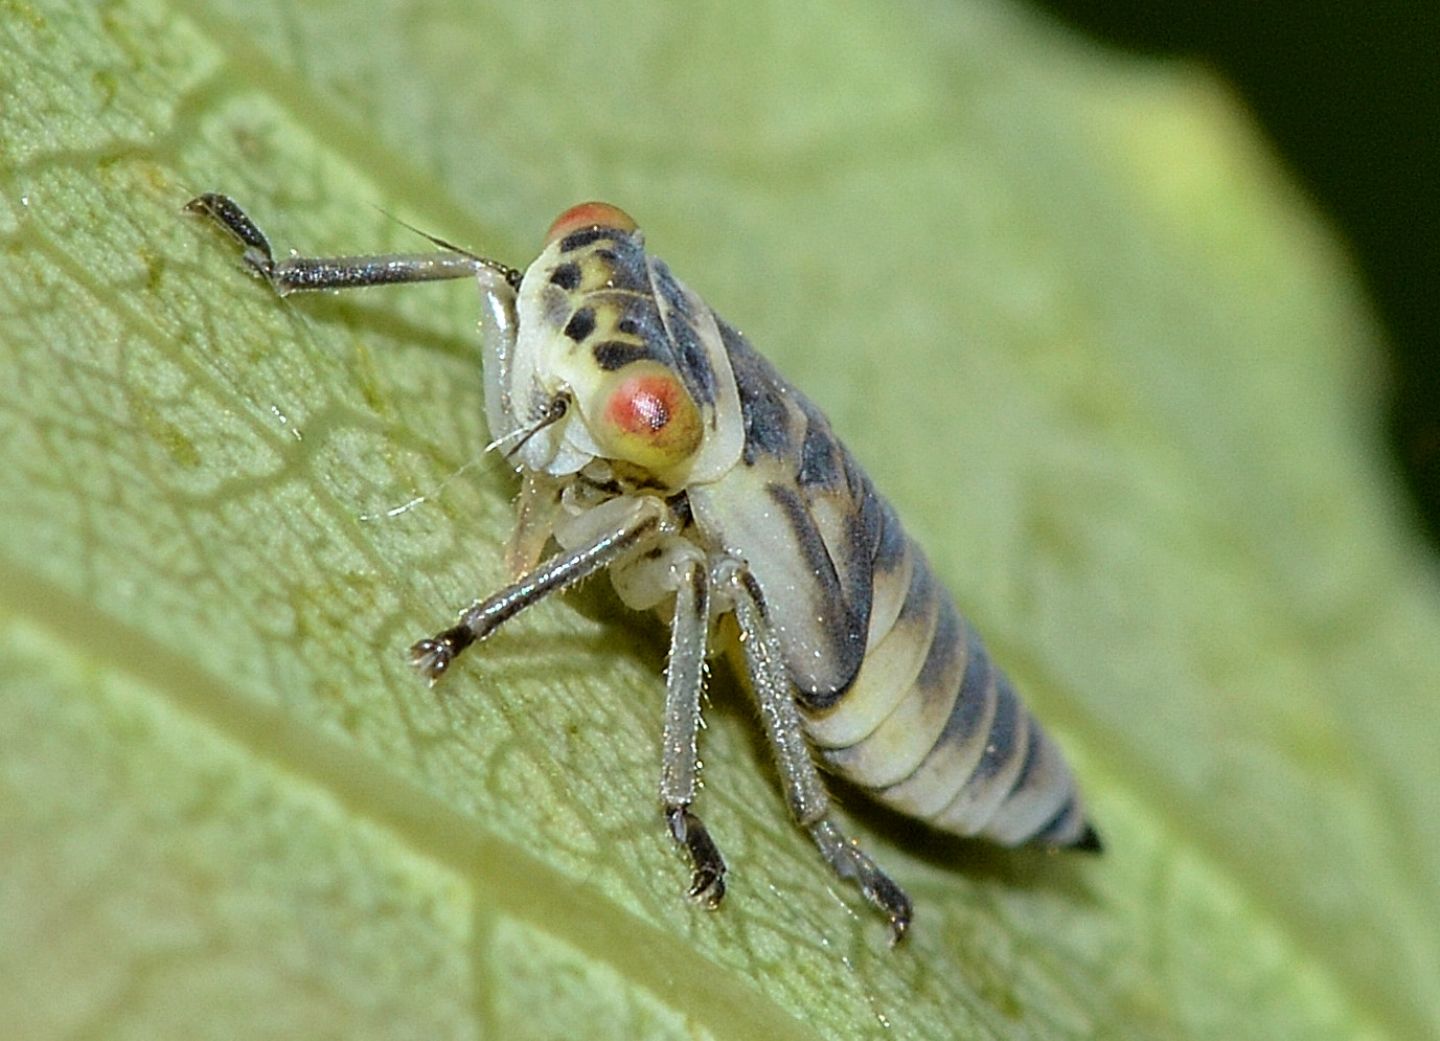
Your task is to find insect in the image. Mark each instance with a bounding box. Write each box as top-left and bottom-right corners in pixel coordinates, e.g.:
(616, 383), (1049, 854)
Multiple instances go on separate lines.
(185, 192), (1100, 942)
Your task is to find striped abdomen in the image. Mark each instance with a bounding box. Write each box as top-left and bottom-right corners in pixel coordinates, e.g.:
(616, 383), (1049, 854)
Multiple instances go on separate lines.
(803, 521), (1091, 847)
(688, 318), (1094, 850)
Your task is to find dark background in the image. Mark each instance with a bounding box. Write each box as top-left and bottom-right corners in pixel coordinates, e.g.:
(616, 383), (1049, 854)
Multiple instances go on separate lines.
(1035, 0), (1440, 547)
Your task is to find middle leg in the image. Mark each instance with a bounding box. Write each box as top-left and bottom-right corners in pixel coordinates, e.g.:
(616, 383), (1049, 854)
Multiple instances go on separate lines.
(659, 557), (727, 906)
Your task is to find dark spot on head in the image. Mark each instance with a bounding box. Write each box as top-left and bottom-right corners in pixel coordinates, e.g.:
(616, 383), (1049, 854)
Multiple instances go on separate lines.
(593, 340), (651, 370)
(559, 228), (609, 252)
(618, 317), (639, 336)
(549, 262), (581, 290)
(563, 307), (596, 342)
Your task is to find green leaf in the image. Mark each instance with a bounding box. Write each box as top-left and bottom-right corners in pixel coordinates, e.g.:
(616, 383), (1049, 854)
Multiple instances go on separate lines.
(2, 1), (1436, 1038)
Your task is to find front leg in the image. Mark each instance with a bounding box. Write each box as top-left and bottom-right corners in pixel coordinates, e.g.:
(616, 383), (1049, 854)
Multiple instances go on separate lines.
(184, 192), (521, 295)
(410, 496), (669, 682)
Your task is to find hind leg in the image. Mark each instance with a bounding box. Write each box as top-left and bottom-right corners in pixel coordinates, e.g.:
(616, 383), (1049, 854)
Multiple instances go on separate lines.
(723, 562), (912, 943)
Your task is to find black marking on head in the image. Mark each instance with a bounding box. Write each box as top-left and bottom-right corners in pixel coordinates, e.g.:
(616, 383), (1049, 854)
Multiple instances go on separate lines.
(593, 340), (652, 370)
(559, 228), (612, 252)
(549, 262), (581, 290)
(618, 317), (639, 336)
(563, 307), (596, 342)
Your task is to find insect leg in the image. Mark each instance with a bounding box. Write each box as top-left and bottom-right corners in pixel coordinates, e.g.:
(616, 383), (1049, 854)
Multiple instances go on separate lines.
(410, 497), (670, 683)
(660, 558), (727, 906)
(184, 192), (521, 296)
(726, 564), (914, 943)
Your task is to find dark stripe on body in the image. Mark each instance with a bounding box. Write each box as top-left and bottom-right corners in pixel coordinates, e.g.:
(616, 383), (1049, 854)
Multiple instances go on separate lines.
(766, 483), (844, 603)
(925, 628), (997, 795)
(1033, 796), (1081, 844)
(970, 674), (1022, 784)
(767, 482), (869, 709)
(1006, 726), (1045, 795)
(593, 340), (651, 370)
(561, 233), (651, 294)
(894, 549), (939, 630)
(913, 597), (963, 696)
(650, 261), (697, 320)
(698, 285), (1088, 847)
(868, 606), (986, 801)
(798, 405), (843, 488)
(648, 258), (717, 406)
(721, 319), (794, 463)
(870, 499), (909, 574)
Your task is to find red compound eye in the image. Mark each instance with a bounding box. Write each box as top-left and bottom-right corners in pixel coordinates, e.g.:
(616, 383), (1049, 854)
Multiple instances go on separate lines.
(596, 364), (703, 471)
(545, 201), (638, 246)
(607, 374), (679, 436)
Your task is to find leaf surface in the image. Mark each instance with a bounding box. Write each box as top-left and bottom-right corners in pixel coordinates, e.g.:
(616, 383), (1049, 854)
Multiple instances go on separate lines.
(2, 1), (1437, 1039)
